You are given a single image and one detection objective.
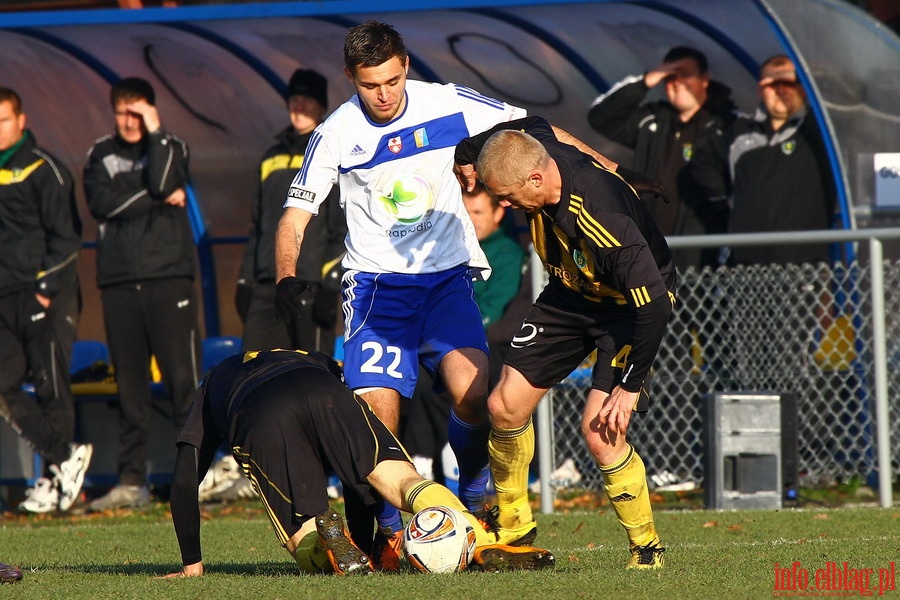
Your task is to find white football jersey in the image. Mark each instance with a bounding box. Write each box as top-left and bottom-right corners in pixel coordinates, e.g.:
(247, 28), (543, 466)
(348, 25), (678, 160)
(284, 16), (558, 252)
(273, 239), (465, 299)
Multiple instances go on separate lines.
(285, 80), (526, 276)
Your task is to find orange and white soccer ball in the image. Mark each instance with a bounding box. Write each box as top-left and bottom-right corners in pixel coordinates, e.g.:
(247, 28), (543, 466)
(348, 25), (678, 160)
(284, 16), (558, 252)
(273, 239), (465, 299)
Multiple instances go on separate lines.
(403, 506), (476, 573)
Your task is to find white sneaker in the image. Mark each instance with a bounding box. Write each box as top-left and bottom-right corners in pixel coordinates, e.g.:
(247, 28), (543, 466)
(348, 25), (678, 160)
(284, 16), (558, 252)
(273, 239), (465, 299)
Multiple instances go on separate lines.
(198, 455), (243, 502)
(550, 458), (583, 488)
(88, 484), (151, 511)
(19, 477), (59, 513)
(411, 455), (435, 481)
(209, 476), (257, 502)
(649, 470), (697, 492)
(52, 443), (93, 511)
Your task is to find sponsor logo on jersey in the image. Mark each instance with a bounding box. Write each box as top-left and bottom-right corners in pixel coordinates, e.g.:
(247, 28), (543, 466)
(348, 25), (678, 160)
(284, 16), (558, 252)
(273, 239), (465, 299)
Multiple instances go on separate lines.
(388, 136), (402, 154)
(413, 128), (429, 148)
(378, 174), (434, 224)
(386, 220), (433, 238)
(573, 249), (587, 269)
(682, 142), (693, 162)
(781, 140), (796, 155)
(350, 144), (366, 156)
(287, 187), (316, 203)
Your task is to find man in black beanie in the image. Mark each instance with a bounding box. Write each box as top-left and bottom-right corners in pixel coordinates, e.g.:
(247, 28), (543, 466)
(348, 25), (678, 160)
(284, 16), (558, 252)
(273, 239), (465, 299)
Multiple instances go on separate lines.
(235, 68), (346, 356)
(206, 69), (346, 503)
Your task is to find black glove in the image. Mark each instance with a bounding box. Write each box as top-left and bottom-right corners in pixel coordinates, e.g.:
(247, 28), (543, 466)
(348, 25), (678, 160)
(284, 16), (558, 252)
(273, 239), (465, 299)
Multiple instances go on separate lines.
(234, 280), (253, 323)
(312, 287), (339, 329)
(616, 166), (671, 204)
(274, 277), (317, 326)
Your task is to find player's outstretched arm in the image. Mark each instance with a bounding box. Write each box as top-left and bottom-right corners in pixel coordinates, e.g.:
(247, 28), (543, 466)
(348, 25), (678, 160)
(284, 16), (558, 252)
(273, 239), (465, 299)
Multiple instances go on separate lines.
(275, 207), (313, 282)
(168, 444), (204, 576)
(550, 125), (618, 172)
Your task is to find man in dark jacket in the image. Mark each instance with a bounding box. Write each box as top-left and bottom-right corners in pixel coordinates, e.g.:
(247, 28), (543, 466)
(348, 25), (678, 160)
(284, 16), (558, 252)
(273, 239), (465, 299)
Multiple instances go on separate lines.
(588, 46), (736, 269)
(691, 54), (836, 266)
(236, 69), (346, 355)
(0, 87), (92, 513)
(83, 77), (201, 511)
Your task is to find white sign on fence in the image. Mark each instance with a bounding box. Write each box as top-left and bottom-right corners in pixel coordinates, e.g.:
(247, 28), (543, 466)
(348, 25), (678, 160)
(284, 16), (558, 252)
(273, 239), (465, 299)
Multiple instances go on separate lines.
(874, 153), (900, 208)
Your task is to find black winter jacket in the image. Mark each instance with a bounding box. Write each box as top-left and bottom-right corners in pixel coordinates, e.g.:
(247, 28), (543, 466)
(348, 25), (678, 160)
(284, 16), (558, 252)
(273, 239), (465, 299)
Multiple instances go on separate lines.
(83, 130), (194, 288)
(239, 126), (345, 285)
(0, 131), (80, 298)
(587, 76), (737, 240)
(690, 106), (836, 265)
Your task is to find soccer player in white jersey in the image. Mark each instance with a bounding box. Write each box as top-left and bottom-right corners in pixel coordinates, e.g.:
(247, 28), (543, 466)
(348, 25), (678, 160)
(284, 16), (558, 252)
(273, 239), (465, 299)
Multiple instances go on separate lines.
(274, 20), (527, 570)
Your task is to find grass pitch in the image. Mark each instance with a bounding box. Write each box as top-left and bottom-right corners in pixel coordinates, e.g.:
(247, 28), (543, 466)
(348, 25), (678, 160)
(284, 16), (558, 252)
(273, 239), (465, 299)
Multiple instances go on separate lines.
(1, 496), (897, 599)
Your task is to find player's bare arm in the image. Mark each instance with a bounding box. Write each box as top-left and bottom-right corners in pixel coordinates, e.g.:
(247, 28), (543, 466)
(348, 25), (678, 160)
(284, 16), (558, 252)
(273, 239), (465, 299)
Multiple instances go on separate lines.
(274, 207), (313, 281)
(551, 125), (618, 171)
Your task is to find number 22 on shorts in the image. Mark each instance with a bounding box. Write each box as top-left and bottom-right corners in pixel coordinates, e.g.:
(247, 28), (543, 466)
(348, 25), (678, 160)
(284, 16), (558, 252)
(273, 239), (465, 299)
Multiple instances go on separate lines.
(359, 341), (403, 379)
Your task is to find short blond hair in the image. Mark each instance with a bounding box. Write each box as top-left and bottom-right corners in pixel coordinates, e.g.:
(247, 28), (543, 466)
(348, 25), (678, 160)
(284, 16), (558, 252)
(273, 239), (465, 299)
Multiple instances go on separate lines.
(477, 130), (549, 189)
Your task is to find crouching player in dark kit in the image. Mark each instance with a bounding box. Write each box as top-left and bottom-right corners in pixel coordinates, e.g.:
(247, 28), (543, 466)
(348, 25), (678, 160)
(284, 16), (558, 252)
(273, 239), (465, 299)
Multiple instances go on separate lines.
(163, 349), (555, 577)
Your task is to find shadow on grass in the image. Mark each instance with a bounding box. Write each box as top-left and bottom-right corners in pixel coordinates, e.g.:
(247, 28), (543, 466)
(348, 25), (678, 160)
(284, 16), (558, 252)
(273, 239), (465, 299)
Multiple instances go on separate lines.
(71, 561), (299, 577)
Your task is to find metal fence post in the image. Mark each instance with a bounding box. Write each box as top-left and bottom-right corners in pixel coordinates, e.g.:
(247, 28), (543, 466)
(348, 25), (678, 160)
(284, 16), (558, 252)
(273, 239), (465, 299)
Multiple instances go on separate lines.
(869, 237), (893, 507)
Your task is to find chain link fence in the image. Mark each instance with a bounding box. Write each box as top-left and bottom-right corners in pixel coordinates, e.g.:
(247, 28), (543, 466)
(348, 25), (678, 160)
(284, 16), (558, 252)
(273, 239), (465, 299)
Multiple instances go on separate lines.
(546, 259), (900, 492)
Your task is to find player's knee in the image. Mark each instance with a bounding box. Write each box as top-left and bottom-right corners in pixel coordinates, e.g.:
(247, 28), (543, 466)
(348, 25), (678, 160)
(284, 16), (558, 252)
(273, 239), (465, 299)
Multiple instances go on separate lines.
(487, 392), (525, 430)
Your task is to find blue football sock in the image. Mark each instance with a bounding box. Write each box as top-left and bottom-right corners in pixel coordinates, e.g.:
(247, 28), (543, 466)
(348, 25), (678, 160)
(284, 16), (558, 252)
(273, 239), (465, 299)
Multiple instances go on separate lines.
(448, 410), (490, 511)
(375, 498), (404, 534)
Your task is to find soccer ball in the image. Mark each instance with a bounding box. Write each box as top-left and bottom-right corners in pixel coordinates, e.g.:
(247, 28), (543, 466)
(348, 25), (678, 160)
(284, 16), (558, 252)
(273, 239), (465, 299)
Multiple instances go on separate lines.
(403, 506), (476, 574)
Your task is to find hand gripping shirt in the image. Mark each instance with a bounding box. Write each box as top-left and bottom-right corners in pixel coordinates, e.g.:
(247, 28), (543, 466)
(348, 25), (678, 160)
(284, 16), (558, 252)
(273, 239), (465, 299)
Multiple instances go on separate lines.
(285, 80), (525, 276)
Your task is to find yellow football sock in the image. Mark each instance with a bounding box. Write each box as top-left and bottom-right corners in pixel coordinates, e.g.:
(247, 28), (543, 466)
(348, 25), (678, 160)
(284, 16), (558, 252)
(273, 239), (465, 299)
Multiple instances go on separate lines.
(488, 419), (534, 531)
(292, 529), (331, 574)
(405, 480), (494, 546)
(599, 444), (659, 548)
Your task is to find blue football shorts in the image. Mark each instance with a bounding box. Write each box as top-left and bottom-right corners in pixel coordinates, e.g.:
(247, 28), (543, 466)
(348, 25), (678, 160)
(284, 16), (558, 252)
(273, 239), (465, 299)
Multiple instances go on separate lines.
(340, 265), (488, 398)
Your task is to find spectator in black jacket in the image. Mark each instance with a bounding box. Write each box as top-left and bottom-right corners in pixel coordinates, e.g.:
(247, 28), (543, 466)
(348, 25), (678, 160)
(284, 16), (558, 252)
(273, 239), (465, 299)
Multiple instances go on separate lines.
(235, 69), (346, 355)
(83, 77), (201, 511)
(691, 54), (836, 266)
(0, 87), (92, 514)
(587, 46), (736, 270)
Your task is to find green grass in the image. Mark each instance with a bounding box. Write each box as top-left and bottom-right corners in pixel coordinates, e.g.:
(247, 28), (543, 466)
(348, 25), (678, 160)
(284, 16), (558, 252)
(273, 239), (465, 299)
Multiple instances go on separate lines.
(1, 499), (898, 599)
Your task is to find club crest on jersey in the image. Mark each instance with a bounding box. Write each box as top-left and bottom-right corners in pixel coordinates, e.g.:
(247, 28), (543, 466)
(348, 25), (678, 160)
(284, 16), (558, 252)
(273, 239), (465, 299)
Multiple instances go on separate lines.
(388, 136), (403, 154)
(682, 143), (693, 162)
(573, 249), (587, 269)
(781, 140), (796, 155)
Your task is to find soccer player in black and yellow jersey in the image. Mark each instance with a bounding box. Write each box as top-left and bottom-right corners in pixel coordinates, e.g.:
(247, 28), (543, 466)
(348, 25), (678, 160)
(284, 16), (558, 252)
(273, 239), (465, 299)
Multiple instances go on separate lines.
(455, 117), (675, 569)
(163, 349), (554, 577)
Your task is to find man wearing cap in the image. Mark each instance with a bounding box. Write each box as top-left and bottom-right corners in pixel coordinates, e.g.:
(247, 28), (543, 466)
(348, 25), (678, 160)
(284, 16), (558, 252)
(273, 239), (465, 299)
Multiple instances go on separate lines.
(235, 69), (346, 355)
(692, 54), (836, 265)
(83, 77), (201, 511)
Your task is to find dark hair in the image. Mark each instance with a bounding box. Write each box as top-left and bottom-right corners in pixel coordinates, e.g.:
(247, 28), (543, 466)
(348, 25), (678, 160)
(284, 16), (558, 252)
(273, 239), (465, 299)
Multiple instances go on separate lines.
(0, 87), (22, 115)
(343, 20), (407, 72)
(760, 54), (793, 72)
(663, 46), (708, 74)
(110, 77), (155, 107)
